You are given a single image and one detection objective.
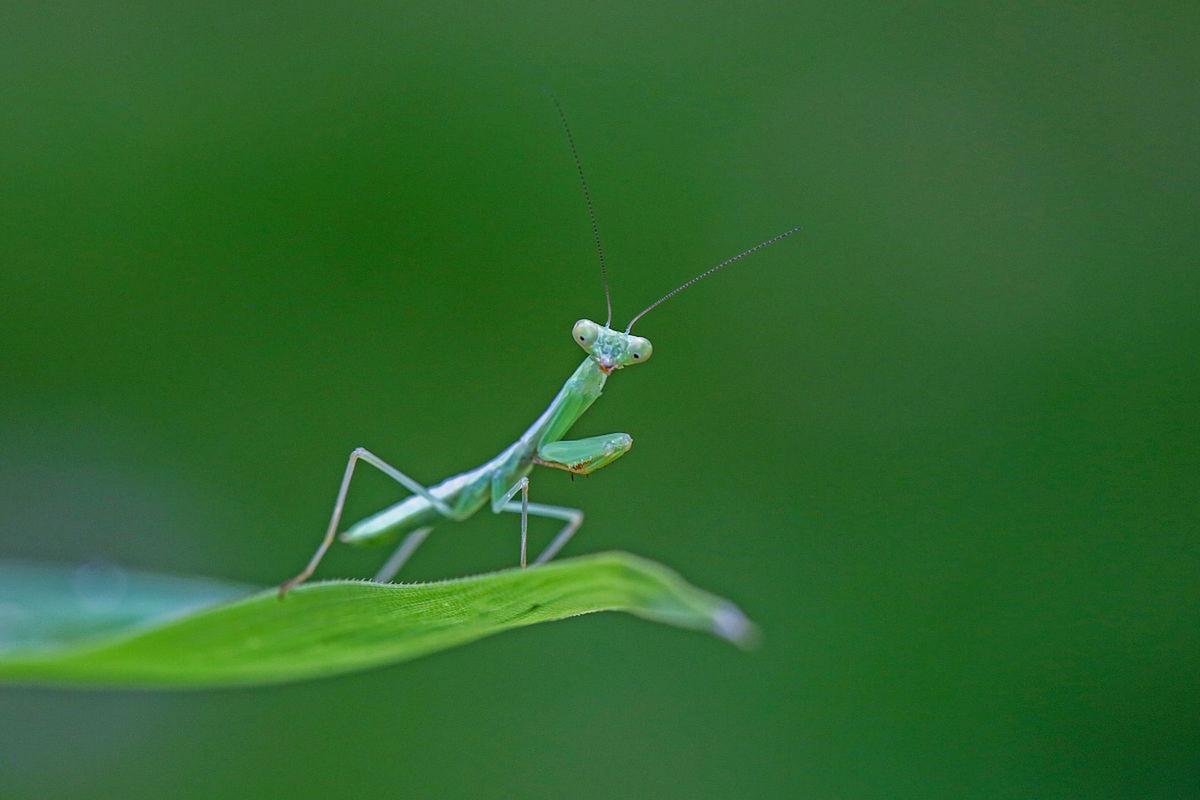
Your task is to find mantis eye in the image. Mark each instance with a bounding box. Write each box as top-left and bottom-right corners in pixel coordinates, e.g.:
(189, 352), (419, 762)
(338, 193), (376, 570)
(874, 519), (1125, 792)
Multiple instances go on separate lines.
(573, 319), (600, 349)
(626, 336), (653, 364)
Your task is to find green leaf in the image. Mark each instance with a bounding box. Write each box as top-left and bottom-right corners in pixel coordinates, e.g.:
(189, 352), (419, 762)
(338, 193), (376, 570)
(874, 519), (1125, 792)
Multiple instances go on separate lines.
(0, 553), (755, 688)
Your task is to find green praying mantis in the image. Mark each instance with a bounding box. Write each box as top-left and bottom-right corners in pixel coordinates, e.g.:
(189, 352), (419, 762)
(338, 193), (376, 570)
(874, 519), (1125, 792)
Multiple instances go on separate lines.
(279, 101), (799, 597)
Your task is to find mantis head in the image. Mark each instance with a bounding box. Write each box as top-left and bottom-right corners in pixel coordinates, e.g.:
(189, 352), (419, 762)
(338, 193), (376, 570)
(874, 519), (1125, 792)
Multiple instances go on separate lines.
(572, 319), (652, 373)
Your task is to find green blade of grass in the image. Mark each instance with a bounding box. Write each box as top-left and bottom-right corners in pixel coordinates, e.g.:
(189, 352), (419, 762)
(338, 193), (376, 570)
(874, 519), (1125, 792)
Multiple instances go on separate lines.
(0, 552), (755, 688)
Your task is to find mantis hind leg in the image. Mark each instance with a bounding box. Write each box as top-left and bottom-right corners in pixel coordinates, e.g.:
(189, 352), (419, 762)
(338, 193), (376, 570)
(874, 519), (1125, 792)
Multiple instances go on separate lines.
(279, 447), (470, 597)
(372, 526), (433, 584)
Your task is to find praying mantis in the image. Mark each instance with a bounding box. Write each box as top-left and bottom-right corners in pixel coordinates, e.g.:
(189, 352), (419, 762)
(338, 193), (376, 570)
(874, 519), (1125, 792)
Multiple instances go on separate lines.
(278, 100), (799, 597)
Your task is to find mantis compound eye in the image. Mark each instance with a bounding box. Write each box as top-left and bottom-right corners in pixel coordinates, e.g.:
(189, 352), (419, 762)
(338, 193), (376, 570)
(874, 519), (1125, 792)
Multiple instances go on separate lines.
(573, 319), (600, 349)
(625, 336), (653, 364)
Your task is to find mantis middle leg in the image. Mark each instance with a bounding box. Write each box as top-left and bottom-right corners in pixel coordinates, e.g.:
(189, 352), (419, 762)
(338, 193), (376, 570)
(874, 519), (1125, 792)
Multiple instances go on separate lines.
(501, 501), (585, 565)
(496, 432), (631, 566)
(488, 432), (631, 568)
(375, 492), (583, 583)
(376, 475), (530, 585)
(493, 475), (582, 567)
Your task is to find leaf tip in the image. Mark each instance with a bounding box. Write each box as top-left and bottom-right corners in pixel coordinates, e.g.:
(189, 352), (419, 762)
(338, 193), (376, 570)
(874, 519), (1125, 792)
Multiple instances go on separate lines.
(711, 601), (760, 649)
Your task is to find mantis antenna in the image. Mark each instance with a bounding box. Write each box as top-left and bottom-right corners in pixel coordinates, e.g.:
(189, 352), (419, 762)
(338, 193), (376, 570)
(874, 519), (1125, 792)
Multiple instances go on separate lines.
(551, 94), (614, 328)
(625, 225), (802, 332)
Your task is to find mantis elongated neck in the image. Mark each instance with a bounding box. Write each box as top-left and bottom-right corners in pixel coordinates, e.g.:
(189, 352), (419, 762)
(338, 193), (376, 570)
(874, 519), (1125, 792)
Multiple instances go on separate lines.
(520, 357), (608, 452)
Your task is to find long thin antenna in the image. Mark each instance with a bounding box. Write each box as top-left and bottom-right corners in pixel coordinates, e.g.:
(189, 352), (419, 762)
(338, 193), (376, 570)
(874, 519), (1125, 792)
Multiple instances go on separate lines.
(625, 226), (801, 332)
(551, 94), (613, 327)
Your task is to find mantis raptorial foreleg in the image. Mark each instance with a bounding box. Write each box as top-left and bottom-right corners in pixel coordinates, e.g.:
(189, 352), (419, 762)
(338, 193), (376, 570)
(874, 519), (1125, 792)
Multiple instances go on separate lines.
(535, 432), (633, 475)
(280, 447), (472, 595)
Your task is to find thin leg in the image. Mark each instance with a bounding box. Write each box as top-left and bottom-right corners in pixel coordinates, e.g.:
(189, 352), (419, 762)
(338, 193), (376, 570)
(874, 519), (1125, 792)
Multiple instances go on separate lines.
(373, 526), (433, 583)
(279, 447), (469, 597)
(494, 477), (530, 567)
(500, 501), (584, 565)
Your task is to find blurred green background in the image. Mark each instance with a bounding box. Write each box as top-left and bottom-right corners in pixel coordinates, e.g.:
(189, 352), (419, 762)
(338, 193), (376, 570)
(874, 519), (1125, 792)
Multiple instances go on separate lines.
(1, 2), (1196, 797)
